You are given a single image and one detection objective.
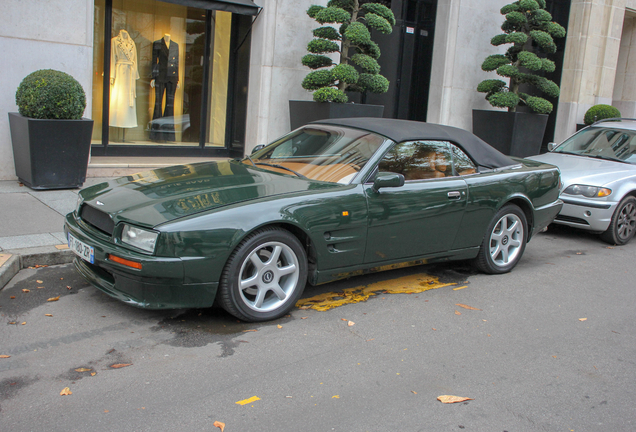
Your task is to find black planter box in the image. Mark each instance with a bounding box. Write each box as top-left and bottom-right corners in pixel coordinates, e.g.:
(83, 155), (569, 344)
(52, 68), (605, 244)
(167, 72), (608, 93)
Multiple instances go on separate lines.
(472, 109), (548, 158)
(289, 100), (384, 130)
(9, 112), (93, 189)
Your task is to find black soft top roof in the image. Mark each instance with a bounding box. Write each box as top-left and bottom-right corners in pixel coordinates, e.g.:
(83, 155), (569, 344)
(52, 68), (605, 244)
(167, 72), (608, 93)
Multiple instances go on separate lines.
(311, 117), (516, 169)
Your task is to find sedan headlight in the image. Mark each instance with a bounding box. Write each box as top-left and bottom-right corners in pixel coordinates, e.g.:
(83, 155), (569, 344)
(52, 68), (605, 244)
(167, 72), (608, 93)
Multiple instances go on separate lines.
(563, 184), (612, 198)
(121, 225), (159, 253)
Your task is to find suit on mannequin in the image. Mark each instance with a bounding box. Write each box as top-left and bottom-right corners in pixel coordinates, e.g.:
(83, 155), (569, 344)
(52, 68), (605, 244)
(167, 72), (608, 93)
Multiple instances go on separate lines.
(150, 34), (179, 141)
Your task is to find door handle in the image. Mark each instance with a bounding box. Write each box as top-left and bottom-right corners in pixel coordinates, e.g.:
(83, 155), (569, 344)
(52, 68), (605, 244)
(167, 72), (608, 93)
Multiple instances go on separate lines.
(447, 191), (461, 199)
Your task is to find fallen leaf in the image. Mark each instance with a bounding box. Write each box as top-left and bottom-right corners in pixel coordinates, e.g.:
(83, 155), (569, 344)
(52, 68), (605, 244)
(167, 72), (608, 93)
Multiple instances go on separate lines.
(60, 387), (72, 396)
(37, 286), (44, 289)
(411, 391), (417, 394)
(456, 303), (481, 311)
(21, 322), (26, 325)
(348, 321), (355, 326)
(332, 395), (340, 399)
(213, 421), (225, 432)
(432, 328), (436, 331)
(8, 322), (16, 325)
(45, 314), (53, 317)
(104, 410), (109, 413)
(22, 289), (30, 293)
(301, 317), (308, 319)
(36, 280), (43, 284)
(579, 318), (587, 321)
(47, 296), (60, 302)
(67, 286), (72, 290)
(10, 296), (15, 299)
(75, 368), (92, 372)
(91, 372), (96, 376)
(110, 363), (132, 369)
(341, 318), (347, 321)
(0, 355), (10, 358)
(242, 329), (258, 332)
(437, 395), (473, 404)
(552, 356), (557, 358)
(277, 325), (282, 329)
(455, 310), (461, 315)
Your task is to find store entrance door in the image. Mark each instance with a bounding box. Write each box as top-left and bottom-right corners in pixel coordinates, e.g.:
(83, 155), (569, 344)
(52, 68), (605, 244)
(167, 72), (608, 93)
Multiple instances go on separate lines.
(365, 0), (438, 122)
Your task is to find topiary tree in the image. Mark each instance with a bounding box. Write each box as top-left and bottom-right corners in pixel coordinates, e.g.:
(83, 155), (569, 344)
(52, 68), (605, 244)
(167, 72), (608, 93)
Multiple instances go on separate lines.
(476, 0), (566, 115)
(584, 104), (621, 125)
(302, 0), (395, 103)
(16, 69), (86, 120)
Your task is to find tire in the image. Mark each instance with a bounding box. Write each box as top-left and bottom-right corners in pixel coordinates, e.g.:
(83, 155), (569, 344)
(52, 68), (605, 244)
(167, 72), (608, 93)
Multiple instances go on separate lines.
(473, 204), (528, 274)
(218, 227), (308, 322)
(600, 196), (636, 245)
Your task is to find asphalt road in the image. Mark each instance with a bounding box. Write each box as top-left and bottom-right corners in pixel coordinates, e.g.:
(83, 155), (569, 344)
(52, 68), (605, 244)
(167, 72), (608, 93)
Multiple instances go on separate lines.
(1, 224), (635, 431)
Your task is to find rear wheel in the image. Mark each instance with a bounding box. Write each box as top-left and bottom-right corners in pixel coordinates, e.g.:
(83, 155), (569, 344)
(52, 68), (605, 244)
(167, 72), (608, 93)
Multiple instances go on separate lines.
(474, 204), (527, 274)
(218, 227), (307, 322)
(600, 196), (636, 245)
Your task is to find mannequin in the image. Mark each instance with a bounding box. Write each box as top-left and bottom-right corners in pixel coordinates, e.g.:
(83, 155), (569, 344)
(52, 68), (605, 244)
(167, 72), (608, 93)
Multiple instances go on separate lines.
(150, 33), (179, 141)
(109, 29), (139, 129)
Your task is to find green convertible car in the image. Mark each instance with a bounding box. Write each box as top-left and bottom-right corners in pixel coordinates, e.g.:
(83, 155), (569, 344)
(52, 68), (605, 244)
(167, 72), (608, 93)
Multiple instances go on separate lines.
(65, 118), (562, 322)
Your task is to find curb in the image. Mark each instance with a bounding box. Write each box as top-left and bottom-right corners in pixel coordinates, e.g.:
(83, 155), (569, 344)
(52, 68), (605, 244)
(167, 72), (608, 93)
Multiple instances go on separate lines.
(0, 248), (75, 290)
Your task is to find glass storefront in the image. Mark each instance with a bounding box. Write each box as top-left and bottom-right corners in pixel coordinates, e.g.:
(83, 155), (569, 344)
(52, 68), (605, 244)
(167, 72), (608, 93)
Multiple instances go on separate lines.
(91, 0), (255, 156)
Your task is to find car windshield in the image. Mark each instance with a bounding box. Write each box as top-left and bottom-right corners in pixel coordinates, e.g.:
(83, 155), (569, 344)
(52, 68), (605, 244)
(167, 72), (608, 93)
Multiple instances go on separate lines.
(245, 125), (388, 183)
(554, 126), (636, 164)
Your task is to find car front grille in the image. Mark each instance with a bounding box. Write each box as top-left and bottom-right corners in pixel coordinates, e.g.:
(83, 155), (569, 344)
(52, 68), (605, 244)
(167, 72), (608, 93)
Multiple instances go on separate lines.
(555, 215), (590, 226)
(80, 205), (115, 236)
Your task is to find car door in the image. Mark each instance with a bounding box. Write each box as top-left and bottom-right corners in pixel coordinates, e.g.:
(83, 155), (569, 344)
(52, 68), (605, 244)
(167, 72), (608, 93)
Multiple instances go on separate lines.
(363, 140), (469, 263)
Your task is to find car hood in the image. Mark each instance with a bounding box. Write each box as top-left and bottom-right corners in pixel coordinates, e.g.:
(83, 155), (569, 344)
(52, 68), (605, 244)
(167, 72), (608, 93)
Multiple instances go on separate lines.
(78, 160), (340, 229)
(527, 152), (636, 187)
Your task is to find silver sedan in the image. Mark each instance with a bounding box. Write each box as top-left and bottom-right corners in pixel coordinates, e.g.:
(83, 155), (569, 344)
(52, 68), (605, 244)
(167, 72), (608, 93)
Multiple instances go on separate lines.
(527, 118), (636, 245)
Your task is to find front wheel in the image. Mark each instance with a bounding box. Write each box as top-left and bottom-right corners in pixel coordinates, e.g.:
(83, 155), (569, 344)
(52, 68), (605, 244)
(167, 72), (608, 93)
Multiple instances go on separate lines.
(600, 196), (636, 245)
(218, 227), (308, 322)
(473, 204), (528, 274)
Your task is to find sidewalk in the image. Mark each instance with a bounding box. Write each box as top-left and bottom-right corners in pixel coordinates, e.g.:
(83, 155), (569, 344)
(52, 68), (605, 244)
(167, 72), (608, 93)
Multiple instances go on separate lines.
(0, 156), (226, 289)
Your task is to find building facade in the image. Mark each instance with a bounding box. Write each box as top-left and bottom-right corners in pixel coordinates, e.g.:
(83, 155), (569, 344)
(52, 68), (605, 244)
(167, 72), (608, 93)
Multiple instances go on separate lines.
(1, 0), (635, 180)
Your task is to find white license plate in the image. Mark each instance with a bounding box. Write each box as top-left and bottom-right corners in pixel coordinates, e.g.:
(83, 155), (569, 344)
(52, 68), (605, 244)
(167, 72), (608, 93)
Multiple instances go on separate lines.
(68, 233), (95, 264)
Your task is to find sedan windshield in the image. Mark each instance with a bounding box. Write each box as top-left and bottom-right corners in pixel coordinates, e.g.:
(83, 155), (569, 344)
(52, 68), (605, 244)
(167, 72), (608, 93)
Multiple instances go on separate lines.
(555, 126), (636, 164)
(246, 125), (388, 183)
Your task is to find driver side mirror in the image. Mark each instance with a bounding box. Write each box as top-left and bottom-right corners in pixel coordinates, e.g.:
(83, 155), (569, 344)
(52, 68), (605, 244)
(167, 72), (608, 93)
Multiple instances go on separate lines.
(372, 173), (405, 192)
(251, 144), (265, 155)
(547, 142), (557, 152)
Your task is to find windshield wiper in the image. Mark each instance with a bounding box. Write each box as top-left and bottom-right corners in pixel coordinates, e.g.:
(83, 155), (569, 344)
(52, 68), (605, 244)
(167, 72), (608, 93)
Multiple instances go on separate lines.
(243, 155), (257, 167)
(585, 154), (629, 164)
(255, 162), (308, 179)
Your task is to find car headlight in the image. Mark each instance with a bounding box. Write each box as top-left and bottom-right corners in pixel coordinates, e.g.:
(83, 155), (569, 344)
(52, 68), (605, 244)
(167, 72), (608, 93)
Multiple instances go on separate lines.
(121, 225), (159, 253)
(563, 184), (612, 198)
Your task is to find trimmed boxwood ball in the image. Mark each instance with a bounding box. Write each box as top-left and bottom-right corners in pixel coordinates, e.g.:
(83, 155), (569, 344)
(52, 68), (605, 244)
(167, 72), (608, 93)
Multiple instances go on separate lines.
(16, 69), (86, 120)
(584, 104), (621, 125)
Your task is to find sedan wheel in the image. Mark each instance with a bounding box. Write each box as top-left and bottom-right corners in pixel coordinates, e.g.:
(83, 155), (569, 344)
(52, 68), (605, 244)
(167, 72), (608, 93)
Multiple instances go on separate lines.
(601, 196), (636, 245)
(474, 204), (527, 274)
(218, 227), (307, 322)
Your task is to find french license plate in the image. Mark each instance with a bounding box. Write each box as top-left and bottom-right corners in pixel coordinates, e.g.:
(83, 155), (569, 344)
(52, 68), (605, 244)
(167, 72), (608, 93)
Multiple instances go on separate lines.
(68, 233), (95, 264)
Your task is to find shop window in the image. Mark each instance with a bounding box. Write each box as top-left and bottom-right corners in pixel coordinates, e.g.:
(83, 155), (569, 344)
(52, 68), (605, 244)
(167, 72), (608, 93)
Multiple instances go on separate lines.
(92, 0), (234, 149)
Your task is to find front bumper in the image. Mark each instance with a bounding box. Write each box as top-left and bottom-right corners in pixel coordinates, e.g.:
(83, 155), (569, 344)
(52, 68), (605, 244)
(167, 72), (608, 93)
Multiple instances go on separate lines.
(65, 213), (218, 309)
(552, 197), (617, 232)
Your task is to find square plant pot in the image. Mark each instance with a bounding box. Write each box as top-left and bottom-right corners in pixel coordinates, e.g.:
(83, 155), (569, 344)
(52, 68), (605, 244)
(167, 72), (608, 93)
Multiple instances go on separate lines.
(289, 100), (384, 131)
(472, 109), (548, 158)
(9, 112), (93, 189)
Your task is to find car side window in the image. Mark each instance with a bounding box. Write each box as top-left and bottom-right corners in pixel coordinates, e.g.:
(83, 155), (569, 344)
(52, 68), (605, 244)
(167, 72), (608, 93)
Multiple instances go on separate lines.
(377, 141), (452, 181)
(451, 144), (477, 175)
